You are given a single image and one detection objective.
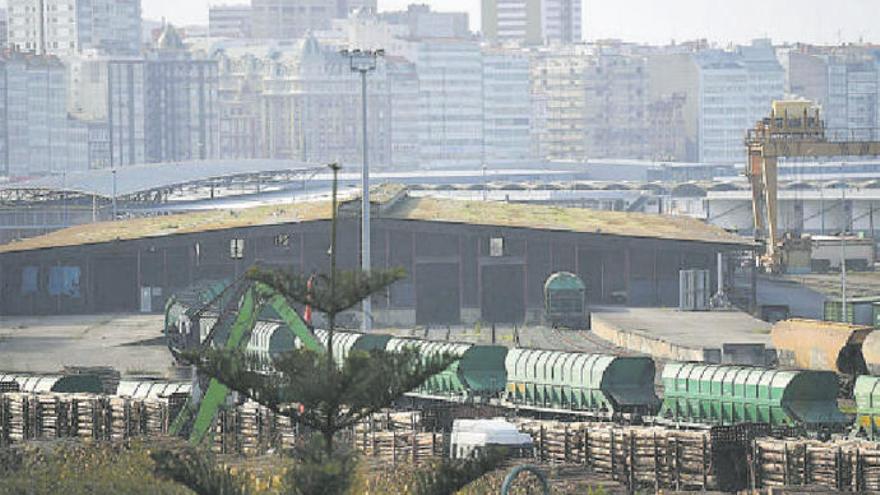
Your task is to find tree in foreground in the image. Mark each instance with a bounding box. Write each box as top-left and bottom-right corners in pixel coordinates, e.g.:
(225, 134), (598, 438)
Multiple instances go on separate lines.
(164, 164), (461, 494)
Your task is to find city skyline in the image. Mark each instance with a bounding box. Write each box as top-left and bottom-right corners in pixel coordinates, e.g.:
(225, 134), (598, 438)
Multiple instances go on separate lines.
(129, 0), (880, 45)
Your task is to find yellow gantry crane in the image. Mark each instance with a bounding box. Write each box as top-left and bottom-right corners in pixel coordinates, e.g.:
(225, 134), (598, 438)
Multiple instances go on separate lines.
(746, 100), (880, 272)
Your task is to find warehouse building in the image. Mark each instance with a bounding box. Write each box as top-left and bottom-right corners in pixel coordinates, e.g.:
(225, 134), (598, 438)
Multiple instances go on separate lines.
(0, 185), (751, 325)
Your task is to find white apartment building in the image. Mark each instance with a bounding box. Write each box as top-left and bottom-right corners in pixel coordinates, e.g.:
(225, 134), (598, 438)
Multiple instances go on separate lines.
(482, 48), (531, 166)
(208, 4), (252, 39)
(482, 0), (581, 46)
(0, 54), (90, 176)
(251, 0), (340, 39)
(258, 35), (392, 166)
(407, 38), (484, 168)
(529, 44), (589, 160)
(692, 42), (783, 164)
(7, 0), (141, 56)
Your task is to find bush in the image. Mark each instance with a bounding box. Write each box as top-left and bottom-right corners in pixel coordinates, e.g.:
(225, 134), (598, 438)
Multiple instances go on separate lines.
(0, 440), (191, 495)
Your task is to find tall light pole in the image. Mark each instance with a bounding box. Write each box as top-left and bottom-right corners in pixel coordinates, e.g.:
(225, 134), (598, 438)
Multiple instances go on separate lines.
(111, 168), (118, 219)
(342, 48), (384, 332)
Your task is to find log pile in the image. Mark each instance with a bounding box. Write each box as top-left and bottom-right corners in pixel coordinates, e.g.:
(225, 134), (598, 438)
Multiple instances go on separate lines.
(515, 420), (750, 492)
(352, 410), (444, 465)
(6, 393), (33, 442)
(753, 438), (880, 492)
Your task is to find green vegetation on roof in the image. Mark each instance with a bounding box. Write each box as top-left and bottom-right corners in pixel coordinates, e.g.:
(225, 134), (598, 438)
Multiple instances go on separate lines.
(0, 188), (750, 254)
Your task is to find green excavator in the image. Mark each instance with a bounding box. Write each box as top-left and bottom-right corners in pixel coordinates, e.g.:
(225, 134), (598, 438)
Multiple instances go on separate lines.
(165, 277), (321, 444)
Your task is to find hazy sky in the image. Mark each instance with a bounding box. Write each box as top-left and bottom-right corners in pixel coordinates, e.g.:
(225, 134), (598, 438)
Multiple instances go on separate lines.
(138, 0), (878, 45)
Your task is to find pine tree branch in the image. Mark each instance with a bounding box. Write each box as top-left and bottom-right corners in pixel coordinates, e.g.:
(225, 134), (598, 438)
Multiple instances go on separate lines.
(247, 266), (406, 316)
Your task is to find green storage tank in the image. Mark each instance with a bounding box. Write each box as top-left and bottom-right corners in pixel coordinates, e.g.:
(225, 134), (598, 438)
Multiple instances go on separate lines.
(658, 362), (848, 429)
(385, 338), (508, 398)
(504, 349), (658, 414)
(853, 375), (880, 439)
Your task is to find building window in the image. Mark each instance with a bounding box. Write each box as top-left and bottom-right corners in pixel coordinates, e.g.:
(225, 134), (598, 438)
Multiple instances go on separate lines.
(490, 237), (504, 257)
(274, 233), (291, 248)
(230, 239), (245, 259)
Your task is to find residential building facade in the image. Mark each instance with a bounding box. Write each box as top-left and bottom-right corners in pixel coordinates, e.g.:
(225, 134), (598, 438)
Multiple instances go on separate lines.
(251, 0), (337, 39)
(482, 47), (531, 166)
(7, 0), (141, 56)
(208, 4), (252, 38)
(482, 0), (581, 46)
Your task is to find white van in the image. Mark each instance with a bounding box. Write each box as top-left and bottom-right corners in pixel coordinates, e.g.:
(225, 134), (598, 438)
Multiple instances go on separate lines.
(450, 418), (534, 460)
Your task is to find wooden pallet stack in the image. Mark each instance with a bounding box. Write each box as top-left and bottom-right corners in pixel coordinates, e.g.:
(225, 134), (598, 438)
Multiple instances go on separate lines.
(70, 394), (102, 440)
(353, 411), (443, 465)
(106, 397), (130, 441)
(237, 402), (264, 456)
(516, 420), (744, 492)
(6, 393), (33, 442)
(0, 394), (7, 447)
(752, 438), (880, 492)
(35, 394), (64, 439)
(142, 397), (170, 436)
(275, 413), (298, 451)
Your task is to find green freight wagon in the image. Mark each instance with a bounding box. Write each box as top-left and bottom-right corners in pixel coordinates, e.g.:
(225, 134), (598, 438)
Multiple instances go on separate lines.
(853, 375), (880, 440)
(658, 362), (848, 431)
(312, 329), (393, 366)
(544, 272), (588, 329)
(504, 349), (658, 415)
(385, 338), (507, 399)
(0, 373), (104, 394)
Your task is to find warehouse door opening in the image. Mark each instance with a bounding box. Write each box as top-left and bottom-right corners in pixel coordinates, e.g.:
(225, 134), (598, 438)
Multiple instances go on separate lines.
(416, 263), (460, 325)
(481, 264), (525, 324)
(93, 257), (138, 312)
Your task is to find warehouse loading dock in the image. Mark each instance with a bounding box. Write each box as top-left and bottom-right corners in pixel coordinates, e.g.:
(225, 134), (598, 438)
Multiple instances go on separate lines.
(591, 306), (773, 365)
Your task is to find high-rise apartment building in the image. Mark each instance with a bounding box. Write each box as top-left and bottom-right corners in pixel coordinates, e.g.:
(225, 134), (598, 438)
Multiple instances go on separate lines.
(347, 0), (377, 14)
(582, 43), (649, 159)
(482, 47), (531, 166)
(251, 0), (348, 39)
(259, 35), (392, 165)
(209, 5), (253, 38)
(0, 54), (95, 176)
(379, 4), (470, 39)
(530, 45), (588, 160)
(649, 40), (784, 163)
(105, 26), (219, 166)
(410, 39), (484, 168)
(7, 0), (141, 56)
(482, 0), (581, 46)
(789, 46), (880, 141)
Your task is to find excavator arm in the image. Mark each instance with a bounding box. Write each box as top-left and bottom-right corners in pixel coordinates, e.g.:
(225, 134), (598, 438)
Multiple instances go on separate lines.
(169, 280), (321, 444)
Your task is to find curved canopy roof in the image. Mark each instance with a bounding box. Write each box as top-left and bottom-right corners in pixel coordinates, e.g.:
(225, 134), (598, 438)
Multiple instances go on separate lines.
(0, 160), (321, 199)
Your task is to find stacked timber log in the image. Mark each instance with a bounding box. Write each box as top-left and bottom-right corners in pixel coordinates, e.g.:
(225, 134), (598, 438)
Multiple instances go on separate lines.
(71, 394), (102, 440)
(142, 397), (171, 436)
(276, 413), (297, 451)
(515, 420), (749, 492)
(753, 438), (880, 492)
(353, 411), (444, 465)
(6, 393), (33, 442)
(35, 394), (65, 439)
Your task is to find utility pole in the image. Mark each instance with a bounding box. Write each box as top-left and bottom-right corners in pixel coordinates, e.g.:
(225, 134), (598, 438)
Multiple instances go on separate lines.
(342, 48), (384, 332)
